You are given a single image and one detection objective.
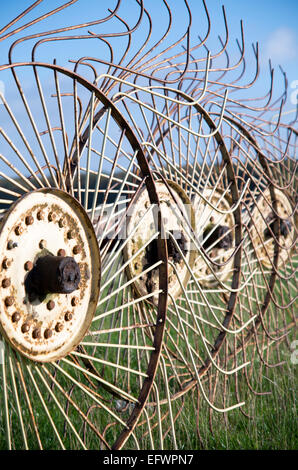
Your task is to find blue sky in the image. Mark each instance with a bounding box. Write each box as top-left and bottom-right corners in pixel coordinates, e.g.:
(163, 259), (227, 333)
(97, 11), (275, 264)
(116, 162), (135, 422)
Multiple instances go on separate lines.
(1, 0), (297, 116)
(0, 1), (296, 181)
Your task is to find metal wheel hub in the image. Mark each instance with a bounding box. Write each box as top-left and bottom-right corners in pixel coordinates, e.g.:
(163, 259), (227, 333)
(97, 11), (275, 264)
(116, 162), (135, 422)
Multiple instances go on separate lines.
(124, 180), (196, 302)
(193, 188), (235, 287)
(250, 188), (296, 268)
(0, 188), (100, 362)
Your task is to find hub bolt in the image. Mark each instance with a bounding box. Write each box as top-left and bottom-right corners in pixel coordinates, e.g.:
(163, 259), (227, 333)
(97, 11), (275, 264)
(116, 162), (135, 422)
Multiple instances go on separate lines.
(57, 249), (66, 257)
(24, 261), (33, 271)
(2, 278), (11, 288)
(5, 296), (14, 307)
(67, 230), (76, 240)
(32, 328), (41, 339)
(48, 212), (56, 222)
(37, 210), (44, 220)
(73, 245), (81, 255)
(65, 311), (73, 321)
(25, 215), (34, 226)
(15, 225), (23, 236)
(59, 218), (66, 228)
(44, 329), (52, 339)
(7, 240), (17, 250)
(12, 312), (21, 323)
(2, 258), (11, 269)
(39, 240), (47, 249)
(55, 322), (63, 333)
(47, 300), (55, 311)
(21, 323), (30, 333)
(71, 296), (79, 307)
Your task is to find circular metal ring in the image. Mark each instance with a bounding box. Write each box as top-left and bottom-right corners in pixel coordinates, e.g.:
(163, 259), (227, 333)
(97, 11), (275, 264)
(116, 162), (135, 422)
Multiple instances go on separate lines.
(0, 188), (100, 362)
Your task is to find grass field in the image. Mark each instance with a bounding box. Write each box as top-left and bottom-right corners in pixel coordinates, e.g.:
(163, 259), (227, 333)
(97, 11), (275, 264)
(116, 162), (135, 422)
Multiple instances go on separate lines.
(0, 261), (297, 450)
(0, 327), (297, 451)
(177, 337), (297, 450)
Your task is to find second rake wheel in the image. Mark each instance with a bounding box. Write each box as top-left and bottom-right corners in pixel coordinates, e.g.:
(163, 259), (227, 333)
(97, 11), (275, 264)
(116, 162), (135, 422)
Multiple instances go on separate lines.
(114, 84), (254, 416)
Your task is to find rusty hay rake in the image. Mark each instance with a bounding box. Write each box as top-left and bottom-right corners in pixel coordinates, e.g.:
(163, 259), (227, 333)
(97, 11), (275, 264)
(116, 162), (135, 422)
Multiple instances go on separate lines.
(0, 0), (296, 450)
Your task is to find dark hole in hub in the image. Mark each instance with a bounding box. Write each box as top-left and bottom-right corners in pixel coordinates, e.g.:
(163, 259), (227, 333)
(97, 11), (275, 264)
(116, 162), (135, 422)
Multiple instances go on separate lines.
(264, 213), (292, 240)
(25, 255), (81, 303)
(202, 225), (233, 251)
(144, 230), (188, 294)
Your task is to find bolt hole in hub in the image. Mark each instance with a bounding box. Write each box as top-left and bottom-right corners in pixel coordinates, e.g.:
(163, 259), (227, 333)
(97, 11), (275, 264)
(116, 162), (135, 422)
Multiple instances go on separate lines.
(124, 180), (196, 303)
(0, 189), (100, 362)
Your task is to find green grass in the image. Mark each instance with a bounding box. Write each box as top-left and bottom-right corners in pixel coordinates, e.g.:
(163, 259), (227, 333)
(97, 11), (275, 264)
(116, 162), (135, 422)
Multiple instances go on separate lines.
(0, 262), (297, 450)
(0, 331), (297, 451)
(172, 338), (297, 450)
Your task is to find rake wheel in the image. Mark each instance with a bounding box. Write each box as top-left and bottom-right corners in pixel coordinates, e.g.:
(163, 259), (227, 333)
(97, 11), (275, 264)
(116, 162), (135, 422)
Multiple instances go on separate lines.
(0, 62), (167, 450)
(0, 0), (297, 451)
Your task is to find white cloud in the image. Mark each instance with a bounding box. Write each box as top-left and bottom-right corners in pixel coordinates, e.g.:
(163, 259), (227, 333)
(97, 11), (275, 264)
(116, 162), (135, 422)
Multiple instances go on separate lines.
(263, 27), (297, 64)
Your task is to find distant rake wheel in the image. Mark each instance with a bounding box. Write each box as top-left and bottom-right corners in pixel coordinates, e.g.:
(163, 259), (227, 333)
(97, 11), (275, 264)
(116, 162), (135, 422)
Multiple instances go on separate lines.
(80, 2), (297, 434)
(221, 118), (297, 406)
(111, 82), (257, 418)
(0, 62), (168, 450)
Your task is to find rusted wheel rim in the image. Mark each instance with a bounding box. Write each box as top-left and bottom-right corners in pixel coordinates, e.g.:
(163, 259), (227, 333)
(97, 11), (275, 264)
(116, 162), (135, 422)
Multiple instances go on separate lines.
(0, 188), (100, 362)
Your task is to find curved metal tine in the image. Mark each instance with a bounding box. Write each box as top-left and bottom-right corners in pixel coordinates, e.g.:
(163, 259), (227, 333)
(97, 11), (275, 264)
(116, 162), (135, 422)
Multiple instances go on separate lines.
(70, 0), (210, 95)
(182, 17), (244, 98)
(91, 16), (131, 95)
(232, 151), (296, 348)
(1, 64), (93, 194)
(1, 338), (12, 449)
(167, 224), (256, 331)
(116, 83), (222, 192)
(0, 0), (77, 42)
(118, 0), (192, 86)
(238, 251), (296, 347)
(142, 141), (249, 215)
(168, 286), (247, 412)
(231, 98), (286, 138)
(142, 102), (222, 194)
(153, 2), (210, 92)
(40, 363), (111, 449)
(106, 51), (210, 106)
(6, 1), (122, 63)
(68, 108), (142, 221)
(261, 125), (295, 165)
(110, 82), (229, 140)
(164, 197), (256, 295)
(0, 62), (168, 449)
(67, 86), (139, 189)
(202, 34), (246, 94)
(6, 347), (29, 449)
(222, 115), (282, 185)
(228, 122), (296, 258)
(199, 43), (259, 106)
(156, 2), (227, 83)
